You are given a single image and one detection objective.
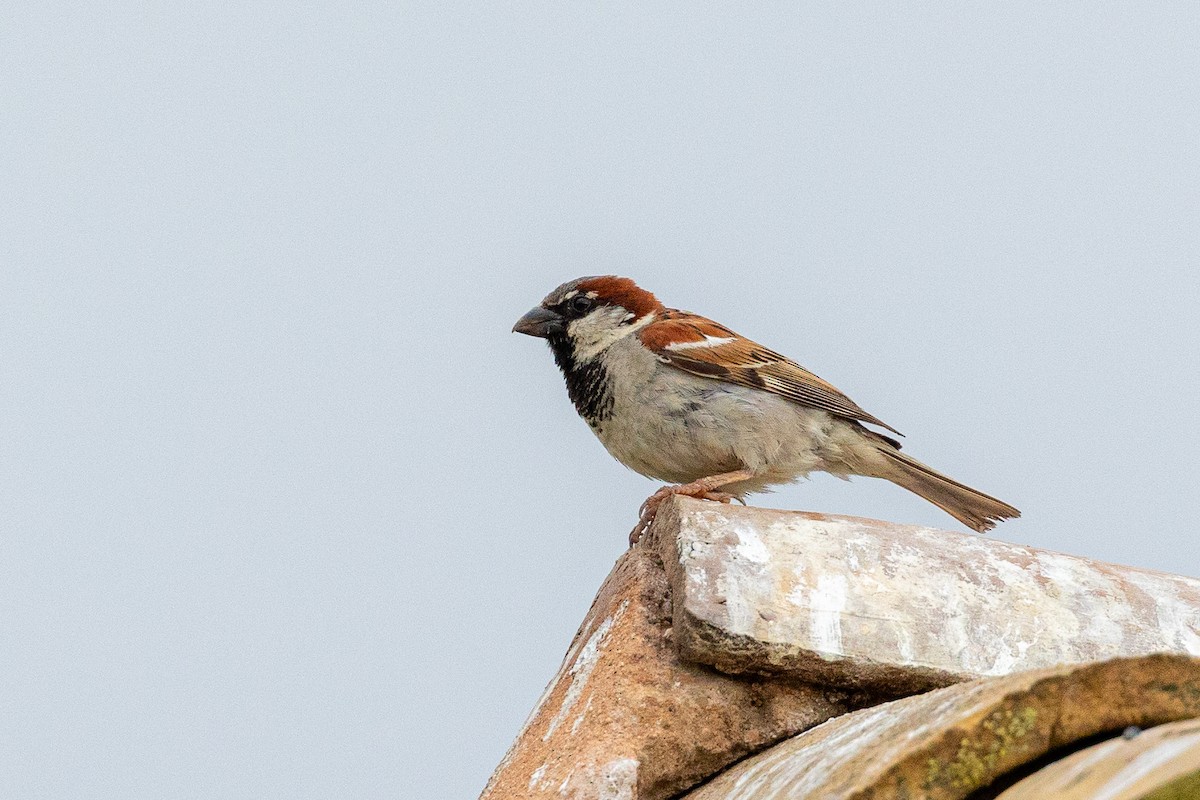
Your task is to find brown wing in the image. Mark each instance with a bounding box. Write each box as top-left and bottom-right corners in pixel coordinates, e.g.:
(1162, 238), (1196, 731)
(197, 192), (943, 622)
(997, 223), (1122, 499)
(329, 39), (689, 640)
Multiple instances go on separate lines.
(639, 311), (903, 437)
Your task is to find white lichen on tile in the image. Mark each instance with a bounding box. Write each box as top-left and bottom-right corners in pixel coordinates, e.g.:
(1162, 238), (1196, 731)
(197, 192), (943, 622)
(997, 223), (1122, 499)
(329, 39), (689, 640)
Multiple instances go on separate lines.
(808, 574), (848, 654)
(597, 758), (638, 800)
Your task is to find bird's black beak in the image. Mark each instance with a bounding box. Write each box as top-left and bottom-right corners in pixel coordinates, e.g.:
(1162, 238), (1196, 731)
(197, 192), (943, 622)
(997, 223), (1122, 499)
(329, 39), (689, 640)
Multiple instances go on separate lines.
(512, 306), (565, 339)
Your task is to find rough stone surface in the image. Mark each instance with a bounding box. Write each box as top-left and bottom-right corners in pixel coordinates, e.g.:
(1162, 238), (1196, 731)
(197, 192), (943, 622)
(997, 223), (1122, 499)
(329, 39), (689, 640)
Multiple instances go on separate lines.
(653, 497), (1200, 693)
(681, 653), (1200, 800)
(995, 717), (1200, 800)
(479, 543), (845, 800)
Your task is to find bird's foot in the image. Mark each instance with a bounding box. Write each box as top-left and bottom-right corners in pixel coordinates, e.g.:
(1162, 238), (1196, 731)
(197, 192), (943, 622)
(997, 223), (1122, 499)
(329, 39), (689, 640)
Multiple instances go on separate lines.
(628, 480), (745, 546)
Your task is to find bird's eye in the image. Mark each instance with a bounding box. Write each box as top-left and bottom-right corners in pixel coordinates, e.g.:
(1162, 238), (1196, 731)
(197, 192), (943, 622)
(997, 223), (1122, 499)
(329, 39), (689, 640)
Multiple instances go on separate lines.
(569, 295), (595, 315)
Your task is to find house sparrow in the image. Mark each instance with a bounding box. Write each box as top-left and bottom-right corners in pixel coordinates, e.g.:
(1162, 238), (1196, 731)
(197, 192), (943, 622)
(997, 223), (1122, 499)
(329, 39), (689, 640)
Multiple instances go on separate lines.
(513, 276), (1020, 544)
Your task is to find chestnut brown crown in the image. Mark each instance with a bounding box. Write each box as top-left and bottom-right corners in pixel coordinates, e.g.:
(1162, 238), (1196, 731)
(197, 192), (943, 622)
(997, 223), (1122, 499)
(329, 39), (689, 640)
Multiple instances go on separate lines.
(512, 276), (663, 338)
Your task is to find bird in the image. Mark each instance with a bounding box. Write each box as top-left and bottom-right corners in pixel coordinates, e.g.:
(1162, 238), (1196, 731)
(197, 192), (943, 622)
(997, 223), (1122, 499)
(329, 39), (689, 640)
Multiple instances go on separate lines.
(512, 276), (1020, 544)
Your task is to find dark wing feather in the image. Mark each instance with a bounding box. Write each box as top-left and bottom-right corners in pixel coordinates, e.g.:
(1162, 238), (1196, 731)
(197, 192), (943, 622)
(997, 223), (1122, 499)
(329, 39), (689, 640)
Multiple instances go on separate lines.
(640, 311), (903, 437)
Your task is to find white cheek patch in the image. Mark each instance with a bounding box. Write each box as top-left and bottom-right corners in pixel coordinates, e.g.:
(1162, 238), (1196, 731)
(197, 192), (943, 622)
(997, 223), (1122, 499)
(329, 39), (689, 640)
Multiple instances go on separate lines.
(664, 335), (736, 351)
(569, 309), (656, 361)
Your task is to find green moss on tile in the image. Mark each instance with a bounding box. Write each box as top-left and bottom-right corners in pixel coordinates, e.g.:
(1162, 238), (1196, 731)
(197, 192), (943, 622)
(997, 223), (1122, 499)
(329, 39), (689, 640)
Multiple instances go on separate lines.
(925, 706), (1040, 792)
(1141, 770), (1200, 800)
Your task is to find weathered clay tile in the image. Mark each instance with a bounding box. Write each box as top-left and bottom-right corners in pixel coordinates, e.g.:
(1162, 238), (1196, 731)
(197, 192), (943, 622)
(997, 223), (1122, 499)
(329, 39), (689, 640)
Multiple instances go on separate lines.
(652, 498), (1200, 693)
(681, 654), (1200, 800)
(480, 543), (844, 800)
(995, 716), (1200, 799)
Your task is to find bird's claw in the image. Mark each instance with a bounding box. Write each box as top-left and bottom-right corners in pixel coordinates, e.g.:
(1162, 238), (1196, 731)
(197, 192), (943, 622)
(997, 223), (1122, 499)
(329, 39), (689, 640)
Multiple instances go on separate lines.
(630, 487), (673, 545)
(637, 486), (676, 519)
(628, 484), (742, 546)
(629, 515), (653, 546)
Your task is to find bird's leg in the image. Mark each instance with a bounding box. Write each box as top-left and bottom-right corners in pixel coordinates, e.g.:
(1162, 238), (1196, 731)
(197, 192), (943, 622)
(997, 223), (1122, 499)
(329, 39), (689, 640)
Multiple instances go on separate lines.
(629, 469), (757, 545)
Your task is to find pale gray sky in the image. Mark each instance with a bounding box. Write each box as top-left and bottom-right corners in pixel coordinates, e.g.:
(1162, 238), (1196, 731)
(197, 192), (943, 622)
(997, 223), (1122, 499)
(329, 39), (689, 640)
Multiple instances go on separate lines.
(2, 3), (1198, 798)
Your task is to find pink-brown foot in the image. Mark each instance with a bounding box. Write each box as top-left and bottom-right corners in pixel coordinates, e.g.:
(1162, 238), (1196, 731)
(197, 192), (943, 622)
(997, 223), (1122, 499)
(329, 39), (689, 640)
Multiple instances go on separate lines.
(628, 477), (750, 546)
(629, 488), (676, 546)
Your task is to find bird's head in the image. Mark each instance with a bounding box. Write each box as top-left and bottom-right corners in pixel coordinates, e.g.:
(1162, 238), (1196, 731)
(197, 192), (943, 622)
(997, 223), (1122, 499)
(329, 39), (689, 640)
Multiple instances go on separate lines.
(513, 276), (664, 362)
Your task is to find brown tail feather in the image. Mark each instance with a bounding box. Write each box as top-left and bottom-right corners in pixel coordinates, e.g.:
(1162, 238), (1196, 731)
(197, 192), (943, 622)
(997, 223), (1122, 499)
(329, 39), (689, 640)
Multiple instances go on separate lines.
(873, 446), (1020, 532)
